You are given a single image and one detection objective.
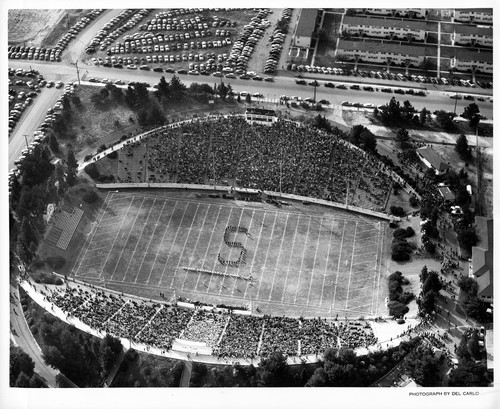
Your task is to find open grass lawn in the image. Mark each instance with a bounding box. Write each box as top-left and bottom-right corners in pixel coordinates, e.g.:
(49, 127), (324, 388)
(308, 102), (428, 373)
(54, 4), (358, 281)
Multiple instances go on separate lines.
(65, 190), (386, 318)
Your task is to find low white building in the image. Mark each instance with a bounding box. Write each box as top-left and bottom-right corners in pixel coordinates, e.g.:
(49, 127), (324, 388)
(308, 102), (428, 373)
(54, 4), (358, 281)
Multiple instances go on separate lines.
(450, 48), (493, 73)
(356, 9), (427, 19)
(454, 8), (493, 24)
(292, 9), (319, 49)
(452, 24), (493, 47)
(245, 108), (277, 126)
(336, 40), (426, 67)
(342, 16), (427, 41)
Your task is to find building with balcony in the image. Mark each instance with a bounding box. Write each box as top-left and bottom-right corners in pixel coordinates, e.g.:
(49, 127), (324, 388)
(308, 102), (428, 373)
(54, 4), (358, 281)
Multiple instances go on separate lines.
(454, 8), (493, 24)
(336, 40), (426, 67)
(449, 48), (493, 74)
(355, 9), (427, 19)
(452, 24), (493, 47)
(342, 16), (427, 41)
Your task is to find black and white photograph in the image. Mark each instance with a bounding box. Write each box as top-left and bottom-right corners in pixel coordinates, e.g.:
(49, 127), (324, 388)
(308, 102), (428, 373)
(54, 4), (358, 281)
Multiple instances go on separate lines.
(2, 1), (497, 408)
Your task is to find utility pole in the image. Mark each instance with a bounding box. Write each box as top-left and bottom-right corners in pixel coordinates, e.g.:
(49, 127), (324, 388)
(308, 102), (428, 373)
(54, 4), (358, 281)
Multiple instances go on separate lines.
(453, 92), (458, 115)
(23, 134), (29, 149)
(71, 60), (81, 86)
(313, 81), (317, 103)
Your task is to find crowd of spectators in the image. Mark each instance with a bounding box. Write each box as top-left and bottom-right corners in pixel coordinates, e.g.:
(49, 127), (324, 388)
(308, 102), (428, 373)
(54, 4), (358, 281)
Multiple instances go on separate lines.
(181, 310), (228, 347)
(111, 117), (393, 211)
(43, 285), (378, 358)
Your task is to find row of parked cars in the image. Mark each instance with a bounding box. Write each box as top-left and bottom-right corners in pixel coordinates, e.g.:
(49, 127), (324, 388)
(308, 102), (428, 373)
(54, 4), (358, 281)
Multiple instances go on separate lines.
(140, 14), (237, 32)
(223, 9), (271, 76)
(108, 38), (232, 55)
(85, 9), (149, 53)
(264, 8), (292, 74)
(8, 68), (47, 133)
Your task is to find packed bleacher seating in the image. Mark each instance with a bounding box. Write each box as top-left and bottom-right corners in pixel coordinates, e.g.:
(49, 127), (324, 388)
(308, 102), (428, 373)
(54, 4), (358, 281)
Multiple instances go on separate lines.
(42, 285), (378, 358)
(214, 315), (263, 359)
(180, 310), (228, 347)
(111, 117), (393, 211)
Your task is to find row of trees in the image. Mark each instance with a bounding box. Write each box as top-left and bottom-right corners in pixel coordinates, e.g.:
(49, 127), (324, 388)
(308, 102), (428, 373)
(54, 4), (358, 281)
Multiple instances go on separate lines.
(10, 345), (46, 387)
(22, 291), (122, 387)
(457, 277), (490, 322)
(387, 269), (414, 317)
(416, 266), (442, 318)
(10, 144), (78, 266)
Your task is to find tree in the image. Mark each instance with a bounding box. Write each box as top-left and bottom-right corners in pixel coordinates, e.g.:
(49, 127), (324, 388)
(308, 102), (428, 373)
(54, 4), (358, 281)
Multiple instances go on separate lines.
(14, 372), (32, 387)
(99, 335), (122, 376)
(65, 150), (78, 187)
(156, 76), (169, 99)
(49, 133), (60, 153)
(257, 352), (289, 386)
(462, 103), (480, 128)
(10, 346), (35, 386)
(305, 368), (328, 386)
(168, 75), (187, 101)
(455, 134), (472, 161)
(395, 128), (410, 148)
(402, 345), (442, 386)
(448, 359), (490, 387)
(246, 93), (252, 104)
(388, 301), (409, 317)
(419, 107), (430, 125)
(434, 110), (456, 131)
(422, 271), (442, 294)
(458, 276), (478, 296)
(457, 226), (477, 250)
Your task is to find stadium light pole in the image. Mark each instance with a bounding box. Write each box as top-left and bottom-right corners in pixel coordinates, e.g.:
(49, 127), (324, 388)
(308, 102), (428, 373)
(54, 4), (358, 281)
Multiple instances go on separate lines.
(71, 60), (81, 86)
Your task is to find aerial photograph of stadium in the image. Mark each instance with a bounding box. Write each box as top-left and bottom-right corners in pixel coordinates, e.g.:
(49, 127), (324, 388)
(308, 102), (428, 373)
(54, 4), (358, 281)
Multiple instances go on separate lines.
(4, 3), (496, 407)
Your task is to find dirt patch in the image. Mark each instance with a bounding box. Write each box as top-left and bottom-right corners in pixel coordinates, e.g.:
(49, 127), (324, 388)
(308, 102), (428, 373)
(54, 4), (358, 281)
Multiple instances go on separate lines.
(8, 9), (65, 46)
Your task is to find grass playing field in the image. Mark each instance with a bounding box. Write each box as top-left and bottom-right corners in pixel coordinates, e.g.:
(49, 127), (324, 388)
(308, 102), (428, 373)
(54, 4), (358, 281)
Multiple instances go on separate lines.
(71, 190), (386, 318)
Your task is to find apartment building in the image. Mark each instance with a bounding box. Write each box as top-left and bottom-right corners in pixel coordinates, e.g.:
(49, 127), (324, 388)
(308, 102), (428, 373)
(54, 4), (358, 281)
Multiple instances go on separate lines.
(342, 16), (427, 41)
(468, 217), (493, 304)
(292, 9), (319, 48)
(450, 48), (493, 73)
(454, 8), (493, 24)
(355, 9), (427, 18)
(336, 40), (426, 66)
(452, 24), (493, 47)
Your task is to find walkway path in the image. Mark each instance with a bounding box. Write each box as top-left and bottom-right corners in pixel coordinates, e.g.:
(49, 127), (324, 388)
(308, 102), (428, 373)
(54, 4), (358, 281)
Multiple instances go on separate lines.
(180, 360), (192, 387)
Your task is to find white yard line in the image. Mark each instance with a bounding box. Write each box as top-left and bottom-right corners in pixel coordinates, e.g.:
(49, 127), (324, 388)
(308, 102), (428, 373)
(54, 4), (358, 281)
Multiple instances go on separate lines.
(122, 199), (156, 282)
(157, 202), (190, 288)
(219, 208), (244, 295)
(281, 215), (300, 303)
(133, 199), (167, 284)
(319, 224), (334, 306)
(306, 218), (323, 305)
(205, 207), (233, 293)
(181, 204), (211, 290)
(330, 220), (347, 313)
(171, 203), (201, 288)
(267, 213), (289, 301)
(145, 200), (178, 285)
(243, 211), (267, 299)
(255, 213), (278, 300)
(231, 209), (255, 296)
(344, 221), (358, 311)
(194, 205), (222, 292)
(293, 218), (311, 305)
(109, 197), (146, 281)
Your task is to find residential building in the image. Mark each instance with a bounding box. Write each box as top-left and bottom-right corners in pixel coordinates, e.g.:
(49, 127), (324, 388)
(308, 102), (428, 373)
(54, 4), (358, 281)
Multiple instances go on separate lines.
(416, 146), (450, 175)
(292, 8), (319, 48)
(355, 9), (427, 19)
(336, 40), (426, 66)
(468, 216), (493, 304)
(437, 186), (455, 202)
(450, 48), (493, 74)
(342, 16), (427, 41)
(452, 25), (493, 47)
(454, 8), (493, 24)
(245, 108), (277, 126)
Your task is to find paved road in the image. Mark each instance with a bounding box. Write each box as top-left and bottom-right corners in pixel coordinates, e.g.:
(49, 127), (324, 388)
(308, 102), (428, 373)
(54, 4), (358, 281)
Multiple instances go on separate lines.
(8, 53), (493, 172)
(9, 86), (63, 170)
(62, 9), (125, 65)
(10, 283), (59, 387)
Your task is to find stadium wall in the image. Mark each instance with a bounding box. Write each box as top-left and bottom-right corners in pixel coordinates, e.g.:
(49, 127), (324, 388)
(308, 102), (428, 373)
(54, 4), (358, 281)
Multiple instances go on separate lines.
(95, 183), (398, 221)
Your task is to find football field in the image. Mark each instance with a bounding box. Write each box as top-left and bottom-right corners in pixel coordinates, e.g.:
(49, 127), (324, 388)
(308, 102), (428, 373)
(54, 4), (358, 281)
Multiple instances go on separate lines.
(72, 191), (386, 317)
